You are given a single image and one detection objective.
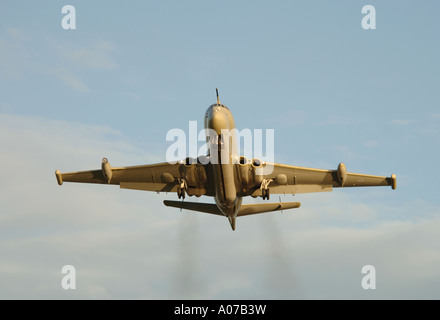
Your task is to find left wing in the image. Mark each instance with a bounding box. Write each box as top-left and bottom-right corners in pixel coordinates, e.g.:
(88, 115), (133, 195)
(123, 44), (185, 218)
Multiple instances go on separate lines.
(250, 162), (396, 197)
(55, 158), (213, 196)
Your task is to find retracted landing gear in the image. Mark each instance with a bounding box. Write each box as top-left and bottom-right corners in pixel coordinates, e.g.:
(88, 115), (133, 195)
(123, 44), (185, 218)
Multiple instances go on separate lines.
(260, 179), (273, 200)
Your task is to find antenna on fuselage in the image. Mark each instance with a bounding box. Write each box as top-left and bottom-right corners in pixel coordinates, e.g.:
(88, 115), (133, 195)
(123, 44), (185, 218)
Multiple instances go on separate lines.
(216, 88), (220, 104)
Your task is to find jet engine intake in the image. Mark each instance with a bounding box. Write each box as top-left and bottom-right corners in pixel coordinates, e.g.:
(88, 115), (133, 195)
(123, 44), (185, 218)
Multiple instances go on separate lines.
(252, 158), (262, 167)
(184, 157), (197, 166)
(238, 156), (250, 185)
(252, 158), (263, 184)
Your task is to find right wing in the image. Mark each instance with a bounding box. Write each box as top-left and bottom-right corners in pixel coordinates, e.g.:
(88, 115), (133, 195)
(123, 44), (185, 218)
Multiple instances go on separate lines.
(247, 162), (396, 197)
(56, 158), (213, 196)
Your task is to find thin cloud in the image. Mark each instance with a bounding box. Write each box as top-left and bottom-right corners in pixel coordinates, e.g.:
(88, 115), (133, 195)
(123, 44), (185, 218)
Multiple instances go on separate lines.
(0, 28), (32, 80)
(0, 28), (118, 92)
(64, 41), (118, 70)
(48, 67), (90, 92)
(45, 36), (117, 70)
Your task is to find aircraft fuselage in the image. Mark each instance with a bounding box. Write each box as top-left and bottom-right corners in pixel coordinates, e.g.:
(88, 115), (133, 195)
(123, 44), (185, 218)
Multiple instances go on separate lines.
(204, 103), (242, 228)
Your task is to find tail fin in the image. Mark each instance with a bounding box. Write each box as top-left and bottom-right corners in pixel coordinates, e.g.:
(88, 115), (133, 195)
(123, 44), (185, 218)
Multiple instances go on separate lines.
(228, 216), (236, 231)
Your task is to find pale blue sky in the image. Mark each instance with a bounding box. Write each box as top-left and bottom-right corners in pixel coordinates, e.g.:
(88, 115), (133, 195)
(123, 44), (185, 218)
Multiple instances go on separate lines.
(1, 1), (439, 299)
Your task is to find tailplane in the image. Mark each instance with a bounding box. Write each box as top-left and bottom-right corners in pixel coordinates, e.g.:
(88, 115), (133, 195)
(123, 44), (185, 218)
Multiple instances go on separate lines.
(238, 202), (301, 216)
(163, 200), (301, 231)
(163, 200), (222, 216)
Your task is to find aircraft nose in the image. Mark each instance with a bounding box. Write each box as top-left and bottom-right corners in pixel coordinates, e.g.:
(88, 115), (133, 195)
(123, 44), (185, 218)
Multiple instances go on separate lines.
(210, 108), (229, 134)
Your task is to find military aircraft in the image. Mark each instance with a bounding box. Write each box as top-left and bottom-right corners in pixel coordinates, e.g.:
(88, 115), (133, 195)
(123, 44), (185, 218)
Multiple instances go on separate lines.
(55, 89), (396, 230)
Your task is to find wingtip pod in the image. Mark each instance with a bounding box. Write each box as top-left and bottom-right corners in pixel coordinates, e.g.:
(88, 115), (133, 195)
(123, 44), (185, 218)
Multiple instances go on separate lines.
(55, 170), (63, 185)
(101, 157), (112, 184)
(391, 174), (397, 190)
(337, 162), (347, 186)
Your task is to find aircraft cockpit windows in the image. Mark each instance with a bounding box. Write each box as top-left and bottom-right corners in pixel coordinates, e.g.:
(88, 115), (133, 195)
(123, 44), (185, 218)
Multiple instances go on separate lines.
(209, 103), (229, 110)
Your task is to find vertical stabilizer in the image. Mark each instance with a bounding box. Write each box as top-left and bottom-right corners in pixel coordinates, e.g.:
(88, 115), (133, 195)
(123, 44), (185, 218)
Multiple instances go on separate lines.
(228, 215), (236, 231)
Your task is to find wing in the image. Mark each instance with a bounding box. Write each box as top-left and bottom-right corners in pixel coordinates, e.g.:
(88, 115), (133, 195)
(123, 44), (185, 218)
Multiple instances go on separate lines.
(249, 162), (396, 196)
(55, 158), (214, 196)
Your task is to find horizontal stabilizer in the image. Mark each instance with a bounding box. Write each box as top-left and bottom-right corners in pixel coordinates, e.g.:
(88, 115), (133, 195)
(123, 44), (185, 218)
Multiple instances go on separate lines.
(163, 200), (223, 216)
(238, 202), (301, 217)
